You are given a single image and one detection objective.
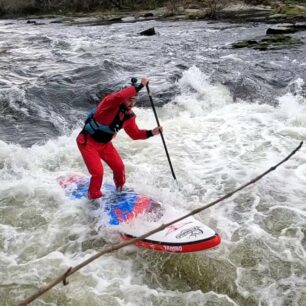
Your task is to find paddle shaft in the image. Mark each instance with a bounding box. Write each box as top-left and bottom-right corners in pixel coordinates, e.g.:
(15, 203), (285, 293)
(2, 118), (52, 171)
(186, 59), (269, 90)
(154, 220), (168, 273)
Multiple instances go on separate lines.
(146, 84), (177, 181)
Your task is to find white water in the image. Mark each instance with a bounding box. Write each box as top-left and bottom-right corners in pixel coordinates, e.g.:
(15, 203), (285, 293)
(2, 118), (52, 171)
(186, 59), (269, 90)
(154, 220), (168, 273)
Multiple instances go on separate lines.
(1, 65), (306, 305)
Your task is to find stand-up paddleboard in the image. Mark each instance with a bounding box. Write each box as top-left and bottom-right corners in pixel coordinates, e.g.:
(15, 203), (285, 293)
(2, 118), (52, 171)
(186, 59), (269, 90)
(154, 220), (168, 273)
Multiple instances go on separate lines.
(58, 174), (221, 253)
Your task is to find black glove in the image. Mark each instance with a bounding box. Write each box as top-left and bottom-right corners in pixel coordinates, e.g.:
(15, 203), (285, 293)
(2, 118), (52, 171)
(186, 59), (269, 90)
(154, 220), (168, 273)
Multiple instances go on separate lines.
(131, 77), (144, 92)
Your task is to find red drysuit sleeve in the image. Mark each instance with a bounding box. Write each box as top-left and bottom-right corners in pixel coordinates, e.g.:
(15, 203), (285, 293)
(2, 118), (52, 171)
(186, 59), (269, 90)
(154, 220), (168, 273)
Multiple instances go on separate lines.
(123, 116), (152, 140)
(94, 86), (137, 124)
(102, 86), (137, 108)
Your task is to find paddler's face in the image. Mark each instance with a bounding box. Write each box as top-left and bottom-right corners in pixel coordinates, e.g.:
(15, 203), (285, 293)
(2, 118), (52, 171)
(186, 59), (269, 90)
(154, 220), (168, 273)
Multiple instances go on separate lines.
(126, 96), (136, 110)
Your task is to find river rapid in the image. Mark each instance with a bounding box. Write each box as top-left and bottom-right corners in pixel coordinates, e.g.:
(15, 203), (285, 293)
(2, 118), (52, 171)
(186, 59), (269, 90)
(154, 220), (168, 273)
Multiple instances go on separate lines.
(0, 17), (306, 306)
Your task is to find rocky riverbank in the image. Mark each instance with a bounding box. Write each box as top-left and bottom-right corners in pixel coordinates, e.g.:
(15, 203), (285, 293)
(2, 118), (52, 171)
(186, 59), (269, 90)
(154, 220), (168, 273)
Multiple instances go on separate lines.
(25, 7), (305, 24)
(3, 2), (304, 25)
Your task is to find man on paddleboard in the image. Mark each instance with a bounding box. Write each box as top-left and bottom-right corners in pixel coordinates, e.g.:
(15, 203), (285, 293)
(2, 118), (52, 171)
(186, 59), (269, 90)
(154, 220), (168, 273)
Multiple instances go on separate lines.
(77, 77), (162, 200)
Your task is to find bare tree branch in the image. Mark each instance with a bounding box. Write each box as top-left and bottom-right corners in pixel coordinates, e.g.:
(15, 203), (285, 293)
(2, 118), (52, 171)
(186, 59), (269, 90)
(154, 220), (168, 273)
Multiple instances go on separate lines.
(16, 141), (303, 306)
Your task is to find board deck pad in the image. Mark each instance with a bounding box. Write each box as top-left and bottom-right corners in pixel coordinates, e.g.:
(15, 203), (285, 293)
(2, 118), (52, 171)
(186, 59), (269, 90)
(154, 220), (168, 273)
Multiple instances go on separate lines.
(58, 174), (221, 253)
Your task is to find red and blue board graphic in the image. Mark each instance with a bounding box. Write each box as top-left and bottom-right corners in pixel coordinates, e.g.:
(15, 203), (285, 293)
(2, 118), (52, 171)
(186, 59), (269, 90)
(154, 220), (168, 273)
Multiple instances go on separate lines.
(58, 175), (161, 226)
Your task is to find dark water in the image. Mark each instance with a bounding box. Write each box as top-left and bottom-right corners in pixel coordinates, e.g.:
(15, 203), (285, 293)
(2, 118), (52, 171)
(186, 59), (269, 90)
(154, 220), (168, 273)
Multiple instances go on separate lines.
(0, 19), (305, 146)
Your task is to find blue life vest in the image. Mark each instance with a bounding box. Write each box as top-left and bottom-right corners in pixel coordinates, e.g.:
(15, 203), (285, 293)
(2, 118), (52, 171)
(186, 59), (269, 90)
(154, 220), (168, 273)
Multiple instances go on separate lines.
(82, 105), (135, 143)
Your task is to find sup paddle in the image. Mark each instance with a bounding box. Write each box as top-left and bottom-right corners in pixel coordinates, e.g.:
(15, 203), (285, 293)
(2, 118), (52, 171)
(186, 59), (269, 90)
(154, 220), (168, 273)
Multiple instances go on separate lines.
(146, 84), (177, 182)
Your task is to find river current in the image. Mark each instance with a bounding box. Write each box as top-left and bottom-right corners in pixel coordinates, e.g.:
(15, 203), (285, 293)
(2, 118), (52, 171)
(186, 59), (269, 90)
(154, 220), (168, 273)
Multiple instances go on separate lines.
(0, 17), (306, 306)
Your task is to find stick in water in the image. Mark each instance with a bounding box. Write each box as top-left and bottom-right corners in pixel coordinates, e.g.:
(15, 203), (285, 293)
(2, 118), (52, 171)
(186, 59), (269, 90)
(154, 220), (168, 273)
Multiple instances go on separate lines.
(15, 141), (303, 306)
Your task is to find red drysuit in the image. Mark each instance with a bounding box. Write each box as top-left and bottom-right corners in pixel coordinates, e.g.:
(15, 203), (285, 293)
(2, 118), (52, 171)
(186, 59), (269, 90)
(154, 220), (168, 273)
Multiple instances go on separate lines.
(77, 85), (153, 200)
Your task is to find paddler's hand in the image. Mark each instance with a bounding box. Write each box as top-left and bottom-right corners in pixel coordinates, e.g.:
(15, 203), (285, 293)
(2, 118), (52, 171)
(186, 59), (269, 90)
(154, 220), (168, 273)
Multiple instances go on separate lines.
(141, 77), (149, 87)
(152, 126), (163, 136)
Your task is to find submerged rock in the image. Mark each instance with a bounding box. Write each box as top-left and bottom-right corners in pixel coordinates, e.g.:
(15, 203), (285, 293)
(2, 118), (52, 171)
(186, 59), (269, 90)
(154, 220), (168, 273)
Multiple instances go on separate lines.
(293, 22), (306, 30)
(266, 24), (299, 34)
(139, 27), (156, 36)
(233, 34), (303, 50)
(26, 19), (45, 25)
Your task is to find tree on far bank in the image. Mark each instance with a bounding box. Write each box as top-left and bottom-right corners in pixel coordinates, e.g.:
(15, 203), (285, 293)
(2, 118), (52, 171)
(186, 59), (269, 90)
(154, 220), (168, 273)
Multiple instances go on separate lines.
(200, 0), (231, 19)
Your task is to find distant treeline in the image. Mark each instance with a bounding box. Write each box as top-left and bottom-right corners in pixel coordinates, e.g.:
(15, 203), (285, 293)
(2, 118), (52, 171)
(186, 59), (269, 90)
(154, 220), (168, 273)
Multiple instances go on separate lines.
(0, 0), (165, 15)
(0, 0), (300, 16)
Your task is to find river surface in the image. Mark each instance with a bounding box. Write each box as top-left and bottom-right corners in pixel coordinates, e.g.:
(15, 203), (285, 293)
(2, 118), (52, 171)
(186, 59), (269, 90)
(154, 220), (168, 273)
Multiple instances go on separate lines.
(0, 17), (306, 306)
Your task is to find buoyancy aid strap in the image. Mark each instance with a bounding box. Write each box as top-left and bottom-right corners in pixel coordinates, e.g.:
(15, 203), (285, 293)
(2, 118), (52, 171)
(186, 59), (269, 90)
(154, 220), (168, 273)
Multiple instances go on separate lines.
(81, 105), (135, 143)
(109, 105), (135, 132)
(82, 107), (115, 136)
(84, 118), (115, 135)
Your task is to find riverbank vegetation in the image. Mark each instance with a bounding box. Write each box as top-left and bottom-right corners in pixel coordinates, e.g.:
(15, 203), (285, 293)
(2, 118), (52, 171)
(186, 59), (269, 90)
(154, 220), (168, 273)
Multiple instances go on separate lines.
(0, 0), (305, 21)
